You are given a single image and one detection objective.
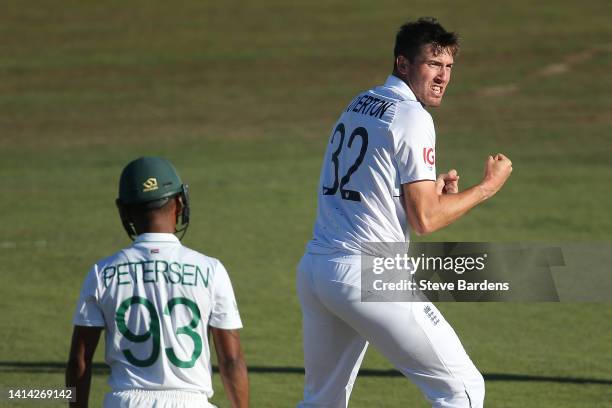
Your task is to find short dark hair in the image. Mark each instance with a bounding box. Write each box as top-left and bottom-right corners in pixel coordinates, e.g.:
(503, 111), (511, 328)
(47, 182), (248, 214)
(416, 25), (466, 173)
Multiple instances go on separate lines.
(394, 17), (459, 63)
(126, 195), (174, 214)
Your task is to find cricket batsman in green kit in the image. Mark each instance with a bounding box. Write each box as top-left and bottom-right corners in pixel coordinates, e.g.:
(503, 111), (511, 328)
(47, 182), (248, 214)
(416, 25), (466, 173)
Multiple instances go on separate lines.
(66, 157), (249, 408)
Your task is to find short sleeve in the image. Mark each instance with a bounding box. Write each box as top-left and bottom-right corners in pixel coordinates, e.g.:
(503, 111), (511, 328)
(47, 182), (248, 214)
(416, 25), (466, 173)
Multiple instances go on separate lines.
(209, 261), (243, 330)
(72, 266), (106, 327)
(393, 106), (437, 184)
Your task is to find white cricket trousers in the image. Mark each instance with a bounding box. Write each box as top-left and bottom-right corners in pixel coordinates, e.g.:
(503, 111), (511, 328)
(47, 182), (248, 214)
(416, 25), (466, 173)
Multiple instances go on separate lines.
(296, 252), (485, 408)
(103, 389), (217, 408)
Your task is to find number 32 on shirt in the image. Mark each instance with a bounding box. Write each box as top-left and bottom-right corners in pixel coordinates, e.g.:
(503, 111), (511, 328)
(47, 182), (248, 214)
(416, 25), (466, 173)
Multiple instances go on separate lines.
(322, 123), (368, 202)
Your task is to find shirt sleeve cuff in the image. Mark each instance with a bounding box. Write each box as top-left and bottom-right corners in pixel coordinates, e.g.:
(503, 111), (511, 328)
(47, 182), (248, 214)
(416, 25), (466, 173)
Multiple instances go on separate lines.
(72, 318), (106, 327)
(400, 175), (436, 185)
(208, 315), (243, 330)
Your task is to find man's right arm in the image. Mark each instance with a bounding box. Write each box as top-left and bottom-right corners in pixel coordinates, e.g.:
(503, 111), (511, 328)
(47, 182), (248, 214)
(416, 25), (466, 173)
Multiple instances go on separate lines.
(211, 328), (249, 408)
(66, 326), (103, 408)
(403, 154), (513, 235)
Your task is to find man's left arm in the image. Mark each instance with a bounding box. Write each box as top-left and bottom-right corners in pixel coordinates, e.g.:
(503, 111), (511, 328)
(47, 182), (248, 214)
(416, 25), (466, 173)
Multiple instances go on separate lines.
(209, 260), (248, 407)
(66, 326), (102, 408)
(211, 328), (249, 408)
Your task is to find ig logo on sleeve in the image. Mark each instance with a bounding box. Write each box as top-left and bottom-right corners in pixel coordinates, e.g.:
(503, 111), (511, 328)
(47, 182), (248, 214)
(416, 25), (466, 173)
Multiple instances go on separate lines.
(423, 147), (435, 167)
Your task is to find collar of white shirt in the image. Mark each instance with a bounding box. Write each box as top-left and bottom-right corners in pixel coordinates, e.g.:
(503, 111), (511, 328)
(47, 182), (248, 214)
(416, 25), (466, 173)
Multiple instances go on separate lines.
(134, 233), (180, 244)
(383, 75), (418, 102)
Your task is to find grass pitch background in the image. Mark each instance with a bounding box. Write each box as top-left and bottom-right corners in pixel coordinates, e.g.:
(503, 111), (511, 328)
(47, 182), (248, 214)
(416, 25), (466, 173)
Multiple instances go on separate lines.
(1, 1), (611, 406)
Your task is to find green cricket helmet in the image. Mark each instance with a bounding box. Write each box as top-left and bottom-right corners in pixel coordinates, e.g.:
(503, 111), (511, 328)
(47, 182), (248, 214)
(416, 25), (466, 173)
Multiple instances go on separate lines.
(116, 156), (190, 240)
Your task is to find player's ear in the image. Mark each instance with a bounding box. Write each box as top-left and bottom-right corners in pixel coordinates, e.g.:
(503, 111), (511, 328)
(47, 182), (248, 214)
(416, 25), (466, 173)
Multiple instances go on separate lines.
(173, 195), (183, 220)
(396, 55), (410, 76)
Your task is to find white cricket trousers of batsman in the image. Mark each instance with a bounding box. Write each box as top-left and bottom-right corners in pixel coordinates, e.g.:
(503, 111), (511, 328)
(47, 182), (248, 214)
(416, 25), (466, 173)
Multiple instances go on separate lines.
(296, 252), (485, 408)
(103, 389), (217, 408)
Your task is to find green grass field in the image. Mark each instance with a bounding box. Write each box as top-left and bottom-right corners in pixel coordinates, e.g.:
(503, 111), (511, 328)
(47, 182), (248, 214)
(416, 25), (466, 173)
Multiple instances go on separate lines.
(1, 1), (611, 406)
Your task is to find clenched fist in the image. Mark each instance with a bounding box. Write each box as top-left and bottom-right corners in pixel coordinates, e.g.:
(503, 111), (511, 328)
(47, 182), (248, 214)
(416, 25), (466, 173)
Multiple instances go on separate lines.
(480, 153), (513, 198)
(436, 169), (460, 195)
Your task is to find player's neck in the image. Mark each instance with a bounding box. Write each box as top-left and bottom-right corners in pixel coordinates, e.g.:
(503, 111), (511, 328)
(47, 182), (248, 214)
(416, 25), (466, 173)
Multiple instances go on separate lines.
(135, 219), (176, 235)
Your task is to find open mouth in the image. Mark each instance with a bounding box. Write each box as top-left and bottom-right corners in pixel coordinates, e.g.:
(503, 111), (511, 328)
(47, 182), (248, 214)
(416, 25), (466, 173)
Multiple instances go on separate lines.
(431, 85), (443, 96)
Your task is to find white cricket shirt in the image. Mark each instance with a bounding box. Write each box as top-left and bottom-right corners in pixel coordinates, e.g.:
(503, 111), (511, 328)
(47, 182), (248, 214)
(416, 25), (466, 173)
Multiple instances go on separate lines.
(72, 233), (242, 397)
(307, 75), (437, 255)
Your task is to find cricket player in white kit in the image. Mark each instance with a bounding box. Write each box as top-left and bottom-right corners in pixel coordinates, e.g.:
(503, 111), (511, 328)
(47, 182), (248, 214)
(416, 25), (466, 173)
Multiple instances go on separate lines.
(297, 18), (513, 407)
(66, 157), (249, 408)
